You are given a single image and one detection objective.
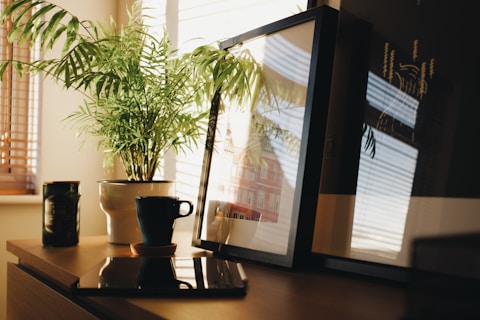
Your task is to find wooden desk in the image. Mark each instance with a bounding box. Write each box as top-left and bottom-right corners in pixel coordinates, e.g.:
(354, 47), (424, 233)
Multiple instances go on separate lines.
(7, 234), (407, 319)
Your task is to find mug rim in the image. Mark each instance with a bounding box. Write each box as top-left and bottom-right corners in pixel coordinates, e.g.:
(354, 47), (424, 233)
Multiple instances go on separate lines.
(136, 196), (180, 200)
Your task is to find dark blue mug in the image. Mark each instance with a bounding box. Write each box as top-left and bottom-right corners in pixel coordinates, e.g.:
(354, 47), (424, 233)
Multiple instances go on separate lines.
(135, 196), (193, 246)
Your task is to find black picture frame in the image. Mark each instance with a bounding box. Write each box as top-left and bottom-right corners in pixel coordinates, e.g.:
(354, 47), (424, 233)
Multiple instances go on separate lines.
(192, 6), (338, 268)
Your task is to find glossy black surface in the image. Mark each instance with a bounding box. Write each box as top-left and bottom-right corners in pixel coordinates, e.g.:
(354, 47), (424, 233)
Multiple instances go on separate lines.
(73, 256), (247, 297)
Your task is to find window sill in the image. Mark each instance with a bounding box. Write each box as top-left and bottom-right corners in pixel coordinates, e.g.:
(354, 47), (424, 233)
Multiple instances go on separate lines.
(0, 195), (42, 205)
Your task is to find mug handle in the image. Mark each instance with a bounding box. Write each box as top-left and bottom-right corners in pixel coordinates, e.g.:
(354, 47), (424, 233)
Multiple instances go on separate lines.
(177, 200), (194, 218)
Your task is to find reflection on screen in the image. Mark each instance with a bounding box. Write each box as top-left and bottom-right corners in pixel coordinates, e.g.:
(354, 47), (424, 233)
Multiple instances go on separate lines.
(75, 256), (246, 296)
(351, 72), (419, 260)
(200, 20), (316, 255)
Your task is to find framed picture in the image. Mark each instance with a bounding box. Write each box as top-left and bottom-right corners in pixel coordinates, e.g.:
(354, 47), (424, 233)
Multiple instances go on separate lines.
(311, 0), (480, 284)
(192, 6), (338, 268)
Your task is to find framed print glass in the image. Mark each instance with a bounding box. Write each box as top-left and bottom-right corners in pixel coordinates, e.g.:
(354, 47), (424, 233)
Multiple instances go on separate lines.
(312, 0), (480, 285)
(193, 6), (338, 267)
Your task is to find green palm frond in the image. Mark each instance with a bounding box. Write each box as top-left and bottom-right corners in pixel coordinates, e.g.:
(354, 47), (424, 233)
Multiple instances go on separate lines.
(0, 0), (298, 180)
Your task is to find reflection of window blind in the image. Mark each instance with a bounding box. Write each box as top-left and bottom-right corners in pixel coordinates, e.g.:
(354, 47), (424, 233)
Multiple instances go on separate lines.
(352, 129), (417, 255)
(351, 72), (418, 257)
(367, 72), (418, 128)
(0, 0), (39, 195)
(144, 0), (306, 207)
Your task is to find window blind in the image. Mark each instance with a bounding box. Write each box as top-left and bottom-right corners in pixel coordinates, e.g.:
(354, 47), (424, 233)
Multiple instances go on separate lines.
(0, 0), (39, 195)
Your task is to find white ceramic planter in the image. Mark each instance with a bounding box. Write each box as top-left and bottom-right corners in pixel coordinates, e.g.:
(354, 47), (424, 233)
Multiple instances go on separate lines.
(98, 180), (176, 244)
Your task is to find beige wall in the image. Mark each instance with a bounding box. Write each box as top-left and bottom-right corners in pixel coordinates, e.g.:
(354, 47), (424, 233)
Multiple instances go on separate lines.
(0, 1), (121, 318)
(326, 0), (340, 9)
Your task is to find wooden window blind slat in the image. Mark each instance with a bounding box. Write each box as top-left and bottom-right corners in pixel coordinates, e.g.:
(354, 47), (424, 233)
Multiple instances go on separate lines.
(0, 0), (39, 195)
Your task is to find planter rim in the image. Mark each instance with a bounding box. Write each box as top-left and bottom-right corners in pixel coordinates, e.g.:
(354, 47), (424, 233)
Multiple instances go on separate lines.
(97, 179), (174, 184)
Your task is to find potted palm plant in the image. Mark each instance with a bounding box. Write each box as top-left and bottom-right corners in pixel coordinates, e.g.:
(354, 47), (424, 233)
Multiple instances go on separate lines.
(1, 0), (267, 243)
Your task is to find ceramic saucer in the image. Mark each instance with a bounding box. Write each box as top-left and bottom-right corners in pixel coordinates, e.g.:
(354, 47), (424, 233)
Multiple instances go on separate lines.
(130, 242), (177, 256)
